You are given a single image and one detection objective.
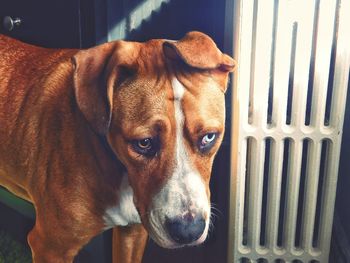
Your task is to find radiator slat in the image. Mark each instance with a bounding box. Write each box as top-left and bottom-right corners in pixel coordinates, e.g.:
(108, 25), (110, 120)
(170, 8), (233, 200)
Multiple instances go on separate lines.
(247, 139), (265, 250)
(310, 0), (337, 128)
(284, 140), (303, 252)
(266, 140), (284, 248)
(290, 0), (316, 127)
(302, 141), (322, 251)
(251, 0), (274, 127)
(329, 0), (350, 127)
(318, 142), (336, 252)
(238, 0), (255, 126)
(238, 138), (248, 250)
(272, 0), (293, 127)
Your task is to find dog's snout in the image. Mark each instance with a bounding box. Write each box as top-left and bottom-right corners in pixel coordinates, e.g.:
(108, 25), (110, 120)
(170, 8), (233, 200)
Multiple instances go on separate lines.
(165, 212), (205, 245)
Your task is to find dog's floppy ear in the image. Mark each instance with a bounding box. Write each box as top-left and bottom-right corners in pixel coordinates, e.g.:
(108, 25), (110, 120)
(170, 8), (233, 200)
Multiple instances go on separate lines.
(163, 31), (236, 73)
(72, 41), (138, 135)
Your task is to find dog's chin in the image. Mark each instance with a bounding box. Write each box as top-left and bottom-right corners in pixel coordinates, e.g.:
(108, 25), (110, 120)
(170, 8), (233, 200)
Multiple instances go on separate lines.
(148, 229), (209, 249)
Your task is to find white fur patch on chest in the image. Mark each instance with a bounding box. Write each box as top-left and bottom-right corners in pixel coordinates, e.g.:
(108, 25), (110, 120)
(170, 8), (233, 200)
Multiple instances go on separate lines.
(103, 174), (141, 229)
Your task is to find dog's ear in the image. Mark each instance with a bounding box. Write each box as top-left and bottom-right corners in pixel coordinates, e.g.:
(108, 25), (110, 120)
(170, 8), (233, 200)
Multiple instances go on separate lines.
(163, 31), (236, 73)
(72, 41), (139, 135)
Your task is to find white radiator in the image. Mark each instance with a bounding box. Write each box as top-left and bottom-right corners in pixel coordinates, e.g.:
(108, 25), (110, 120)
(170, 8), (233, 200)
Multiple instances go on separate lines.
(227, 0), (350, 262)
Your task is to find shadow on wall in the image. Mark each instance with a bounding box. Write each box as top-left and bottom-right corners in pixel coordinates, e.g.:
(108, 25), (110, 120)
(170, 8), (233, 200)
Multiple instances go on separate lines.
(97, 0), (228, 50)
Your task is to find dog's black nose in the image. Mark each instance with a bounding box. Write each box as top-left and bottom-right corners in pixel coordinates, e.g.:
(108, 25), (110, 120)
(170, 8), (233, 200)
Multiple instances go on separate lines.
(165, 212), (206, 245)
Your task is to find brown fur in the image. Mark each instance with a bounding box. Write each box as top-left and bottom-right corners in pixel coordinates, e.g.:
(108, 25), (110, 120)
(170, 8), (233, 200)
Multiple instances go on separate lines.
(0, 32), (235, 263)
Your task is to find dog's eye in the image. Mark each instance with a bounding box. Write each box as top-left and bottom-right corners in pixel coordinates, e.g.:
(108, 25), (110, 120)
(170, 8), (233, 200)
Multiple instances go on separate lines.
(132, 138), (158, 157)
(201, 133), (216, 145)
(199, 133), (217, 152)
(138, 138), (152, 149)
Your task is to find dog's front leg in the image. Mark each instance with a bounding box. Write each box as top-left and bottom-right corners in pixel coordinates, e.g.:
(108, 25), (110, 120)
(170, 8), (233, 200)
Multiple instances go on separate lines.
(112, 224), (148, 263)
(28, 225), (85, 263)
(27, 204), (102, 263)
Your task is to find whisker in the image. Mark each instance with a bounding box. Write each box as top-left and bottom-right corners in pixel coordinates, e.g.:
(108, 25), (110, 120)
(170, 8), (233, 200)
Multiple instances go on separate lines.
(210, 203), (223, 217)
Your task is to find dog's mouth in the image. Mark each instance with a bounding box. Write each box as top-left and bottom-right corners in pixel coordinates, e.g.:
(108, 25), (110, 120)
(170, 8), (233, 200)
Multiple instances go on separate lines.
(145, 205), (210, 249)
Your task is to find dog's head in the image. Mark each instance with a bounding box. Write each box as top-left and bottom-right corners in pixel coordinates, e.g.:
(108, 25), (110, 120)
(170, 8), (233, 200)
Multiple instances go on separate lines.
(72, 32), (236, 248)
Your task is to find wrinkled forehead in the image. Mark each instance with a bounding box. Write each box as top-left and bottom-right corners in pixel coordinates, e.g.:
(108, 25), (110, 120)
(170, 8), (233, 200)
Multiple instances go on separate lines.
(174, 72), (226, 124)
(114, 75), (168, 123)
(114, 70), (225, 127)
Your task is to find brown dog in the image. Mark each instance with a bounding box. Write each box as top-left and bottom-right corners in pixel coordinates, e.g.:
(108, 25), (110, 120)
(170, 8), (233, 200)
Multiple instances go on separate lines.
(0, 32), (235, 263)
